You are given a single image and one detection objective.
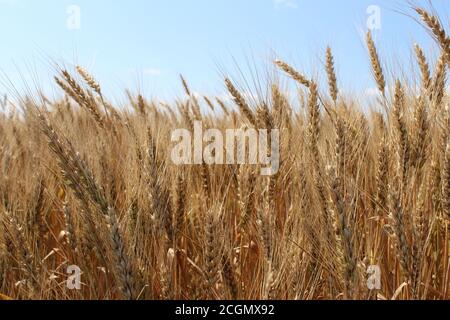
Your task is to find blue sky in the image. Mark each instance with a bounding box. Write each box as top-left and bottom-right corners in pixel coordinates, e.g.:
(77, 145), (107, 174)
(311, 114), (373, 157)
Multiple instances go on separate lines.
(0, 0), (448, 101)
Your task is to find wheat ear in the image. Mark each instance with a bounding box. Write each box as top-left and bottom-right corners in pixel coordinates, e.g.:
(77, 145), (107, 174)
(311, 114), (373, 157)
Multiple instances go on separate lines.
(392, 80), (410, 190)
(325, 46), (338, 104)
(415, 8), (450, 65)
(76, 65), (102, 97)
(366, 31), (386, 95)
(414, 44), (432, 93)
(274, 59), (311, 87)
(225, 78), (257, 127)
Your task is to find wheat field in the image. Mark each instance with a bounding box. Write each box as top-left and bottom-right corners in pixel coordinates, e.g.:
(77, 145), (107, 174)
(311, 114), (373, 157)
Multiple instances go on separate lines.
(0, 7), (448, 300)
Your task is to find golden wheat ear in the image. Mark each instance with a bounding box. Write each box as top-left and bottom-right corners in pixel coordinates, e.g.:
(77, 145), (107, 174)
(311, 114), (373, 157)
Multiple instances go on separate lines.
(325, 46), (338, 104)
(225, 78), (257, 127)
(415, 8), (450, 65)
(76, 65), (102, 97)
(274, 59), (311, 87)
(366, 31), (386, 96)
(414, 44), (431, 93)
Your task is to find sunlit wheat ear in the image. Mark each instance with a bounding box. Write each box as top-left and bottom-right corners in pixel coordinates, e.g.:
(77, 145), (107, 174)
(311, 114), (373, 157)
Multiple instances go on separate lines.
(258, 104), (277, 212)
(35, 110), (114, 270)
(411, 95), (428, 169)
(224, 78), (257, 127)
(137, 94), (147, 116)
(274, 59), (311, 87)
(392, 80), (410, 191)
(146, 127), (173, 242)
(325, 46), (338, 104)
(36, 111), (98, 209)
(56, 70), (105, 129)
(271, 84), (287, 128)
(76, 65), (102, 97)
(180, 75), (202, 120)
(306, 81), (322, 173)
(307, 81), (320, 164)
(256, 104), (274, 140)
(366, 31), (386, 95)
(415, 8), (450, 64)
(330, 119), (356, 299)
(54, 76), (85, 109)
(414, 44), (431, 93)
(430, 53), (446, 110)
(306, 82), (330, 242)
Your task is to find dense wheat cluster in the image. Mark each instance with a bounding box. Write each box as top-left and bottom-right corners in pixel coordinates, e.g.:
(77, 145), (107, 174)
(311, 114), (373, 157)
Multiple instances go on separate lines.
(0, 7), (448, 300)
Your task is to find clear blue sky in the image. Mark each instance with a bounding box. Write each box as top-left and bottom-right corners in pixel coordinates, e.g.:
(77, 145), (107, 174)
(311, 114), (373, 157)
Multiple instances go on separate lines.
(0, 0), (448, 101)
